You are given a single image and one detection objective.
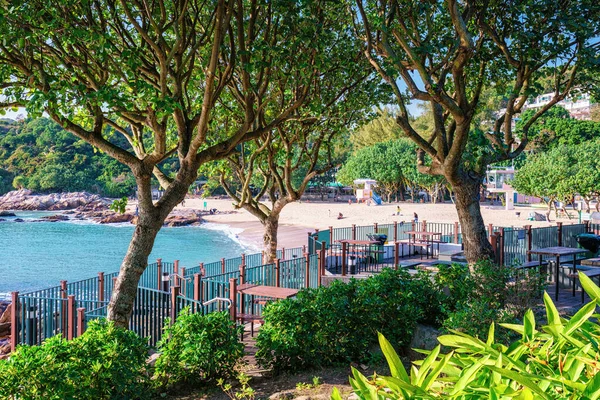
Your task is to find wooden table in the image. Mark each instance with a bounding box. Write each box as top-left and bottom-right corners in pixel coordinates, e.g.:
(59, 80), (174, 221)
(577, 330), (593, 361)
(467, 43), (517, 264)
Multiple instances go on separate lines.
(404, 231), (443, 259)
(527, 247), (587, 300)
(237, 283), (299, 299)
(337, 239), (381, 276)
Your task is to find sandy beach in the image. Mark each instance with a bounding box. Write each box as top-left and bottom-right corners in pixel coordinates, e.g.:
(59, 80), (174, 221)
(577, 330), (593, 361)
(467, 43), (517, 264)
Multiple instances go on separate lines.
(174, 197), (579, 251)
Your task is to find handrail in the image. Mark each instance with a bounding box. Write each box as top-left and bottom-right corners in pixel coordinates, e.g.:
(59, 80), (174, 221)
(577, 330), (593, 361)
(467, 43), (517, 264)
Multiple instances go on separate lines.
(202, 297), (231, 309)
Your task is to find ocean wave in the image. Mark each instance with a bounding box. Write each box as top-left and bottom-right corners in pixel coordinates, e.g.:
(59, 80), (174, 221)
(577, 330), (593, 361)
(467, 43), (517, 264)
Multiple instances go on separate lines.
(201, 222), (261, 253)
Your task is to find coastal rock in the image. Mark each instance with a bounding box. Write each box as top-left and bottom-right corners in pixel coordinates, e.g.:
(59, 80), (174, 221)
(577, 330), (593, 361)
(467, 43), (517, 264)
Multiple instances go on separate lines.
(41, 214), (70, 222)
(13, 218), (24, 222)
(0, 189), (110, 211)
(99, 213), (134, 224)
(0, 302), (9, 323)
(164, 212), (203, 227)
(0, 211), (16, 217)
(0, 322), (9, 337)
(0, 218), (5, 222)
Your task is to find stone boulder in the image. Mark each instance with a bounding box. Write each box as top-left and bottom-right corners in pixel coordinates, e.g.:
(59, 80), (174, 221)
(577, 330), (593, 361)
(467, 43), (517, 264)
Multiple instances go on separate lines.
(408, 324), (442, 361)
(164, 212), (203, 227)
(0, 211), (16, 217)
(0, 190), (110, 211)
(41, 214), (70, 222)
(99, 213), (134, 224)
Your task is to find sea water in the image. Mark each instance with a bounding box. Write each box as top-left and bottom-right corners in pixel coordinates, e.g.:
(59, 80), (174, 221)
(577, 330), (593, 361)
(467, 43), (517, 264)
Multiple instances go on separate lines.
(0, 212), (250, 295)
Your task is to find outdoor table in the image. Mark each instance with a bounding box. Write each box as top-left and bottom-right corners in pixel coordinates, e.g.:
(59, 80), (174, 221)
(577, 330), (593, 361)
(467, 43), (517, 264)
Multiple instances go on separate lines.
(336, 239), (381, 275)
(237, 283), (299, 299)
(527, 247), (587, 300)
(405, 231), (443, 259)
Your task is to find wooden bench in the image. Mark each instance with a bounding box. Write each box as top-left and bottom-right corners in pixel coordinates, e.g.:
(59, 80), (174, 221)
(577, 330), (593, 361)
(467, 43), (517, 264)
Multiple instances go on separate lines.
(236, 313), (263, 339)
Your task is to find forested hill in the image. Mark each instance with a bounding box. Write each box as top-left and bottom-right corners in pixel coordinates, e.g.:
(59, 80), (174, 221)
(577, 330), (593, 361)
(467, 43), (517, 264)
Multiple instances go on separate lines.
(0, 118), (135, 197)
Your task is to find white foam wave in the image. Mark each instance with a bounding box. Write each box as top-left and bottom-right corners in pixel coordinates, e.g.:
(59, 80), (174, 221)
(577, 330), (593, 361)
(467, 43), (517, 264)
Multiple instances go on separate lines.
(201, 222), (261, 253)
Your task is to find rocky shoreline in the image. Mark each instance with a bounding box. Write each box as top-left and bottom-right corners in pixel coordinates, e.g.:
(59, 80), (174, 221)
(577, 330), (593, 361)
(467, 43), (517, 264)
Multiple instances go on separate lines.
(0, 301), (10, 360)
(0, 190), (207, 227)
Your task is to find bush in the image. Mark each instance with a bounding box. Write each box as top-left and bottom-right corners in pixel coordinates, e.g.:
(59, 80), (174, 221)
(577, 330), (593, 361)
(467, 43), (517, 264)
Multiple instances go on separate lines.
(154, 309), (244, 389)
(436, 259), (544, 340)
(335, 272), (600, 399)
(255, 269), (434, 372)
(0, 319), (150, 399)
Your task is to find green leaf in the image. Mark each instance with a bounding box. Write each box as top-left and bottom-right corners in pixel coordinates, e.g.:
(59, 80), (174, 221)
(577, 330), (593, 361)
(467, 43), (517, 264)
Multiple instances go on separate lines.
(580, 272), (600, 302)
(487, 366), (551, 400)
(378, 332), (409, 382)
(330, 387), (343, 400)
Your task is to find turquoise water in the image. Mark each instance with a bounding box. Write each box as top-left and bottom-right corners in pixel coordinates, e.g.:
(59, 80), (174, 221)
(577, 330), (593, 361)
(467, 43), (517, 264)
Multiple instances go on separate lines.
(0, 212), (248, 295)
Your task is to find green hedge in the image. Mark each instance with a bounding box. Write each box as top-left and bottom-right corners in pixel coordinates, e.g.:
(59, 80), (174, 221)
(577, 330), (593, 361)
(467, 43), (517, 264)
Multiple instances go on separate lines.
(255, 268), (441, 371)
(153, 309), (244, 389)
(0, 320), (150, 400)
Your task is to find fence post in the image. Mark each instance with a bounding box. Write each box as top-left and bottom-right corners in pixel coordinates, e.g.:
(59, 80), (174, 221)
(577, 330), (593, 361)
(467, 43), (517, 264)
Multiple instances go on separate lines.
(329, 225), (334, 244)
(193, 273), (201, 302)
(393, 221), (398, 242)
(422, 220), (427, 232)
(180, 267), (186, 296)
(304, 253), (310, 288)
(394, 242), (399, 270)
(281, 247), (286, 260)
(98, 272), (104, 302)
(374, 223), (378, 233)
(67, 295), (75, 340)
(239, 264), (246, 284)
(525, 225), (533, 262)
(341, 241), (347, 276)
(316, 250), (322, 286)
(157, 259), (162, 290)
(302, 245), (306, 254)
(170, 285), (180, 323)
(77, 308), (86, 337)
(221, 258), (226, 274)
(411, 221), (415, 231)
(275, 259), (281, 287)
(10, 292), (18, 352)
(499, 227), (505, 266)
(557, 222), (563, 246)
(60, 280), (68, 338)
(488, 224), (494, 242)
(490, 232), (499, 264)
(241, 253), (246, 266)
(352, 224), (356, 240)
(228, 278), (237, 322)
(584, 220), (590, 233)
(454, 222), (459, 244)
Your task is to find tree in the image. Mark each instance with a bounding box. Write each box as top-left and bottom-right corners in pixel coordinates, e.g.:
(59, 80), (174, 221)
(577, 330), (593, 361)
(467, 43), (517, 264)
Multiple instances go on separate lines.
(213, 1), (380, 262)
(352, 0), (600, 263)
(0, 1), (317, 326)
(350, 108), (403, 150)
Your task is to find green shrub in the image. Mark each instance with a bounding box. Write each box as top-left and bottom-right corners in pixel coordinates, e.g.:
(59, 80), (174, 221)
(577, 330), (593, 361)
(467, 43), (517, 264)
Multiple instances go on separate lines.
(255, 269), (430, 372)
(335, 272), (600, 399)
(154, 309), (244, 389)
(0, 319), (150, 399)
(436, 259), (544, 340)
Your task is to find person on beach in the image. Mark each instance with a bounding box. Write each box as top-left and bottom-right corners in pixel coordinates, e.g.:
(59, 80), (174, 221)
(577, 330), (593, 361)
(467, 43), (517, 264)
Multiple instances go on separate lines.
(348, 199), (352, 206)
(413, 212), (418, 224)
(396, 206), (401, 216)
(337, 212), (344, 220)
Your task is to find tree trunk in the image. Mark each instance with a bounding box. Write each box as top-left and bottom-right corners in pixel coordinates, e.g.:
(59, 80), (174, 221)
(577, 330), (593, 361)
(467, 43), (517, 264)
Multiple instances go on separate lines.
(450, 174), (495, 265)
(107, 171), (193, 327)
(263, 214), (280, 263)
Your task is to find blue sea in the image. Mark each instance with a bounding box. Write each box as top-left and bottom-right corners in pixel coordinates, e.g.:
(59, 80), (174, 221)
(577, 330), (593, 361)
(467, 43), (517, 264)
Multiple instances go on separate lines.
(0, 212), (250, 296)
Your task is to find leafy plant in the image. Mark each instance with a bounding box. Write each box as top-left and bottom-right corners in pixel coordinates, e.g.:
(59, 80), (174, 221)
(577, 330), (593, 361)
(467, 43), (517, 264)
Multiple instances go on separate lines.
(109, 196), (128, 214)
(218, 372), (256, 400)
(256, 269), (433, 372)
(333, 272), (600, 399)
(154, 309), (244, 389)
(0, 319), (150, 399)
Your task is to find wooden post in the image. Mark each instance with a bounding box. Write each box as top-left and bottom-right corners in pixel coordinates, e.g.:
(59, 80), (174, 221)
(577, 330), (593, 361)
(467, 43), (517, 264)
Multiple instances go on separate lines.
(584, 220), (590, 233)
(302, 245), (306, 254)
(77, 308), (86, 337)
(394, 242), (399, 270)
(490, 233), (499, 264)
(67, 295), (75, 340)
(241, 253), (246, 266)
(174, 259), (179, 275)
(341, 241), (347, 276)
(557, 222), (563, 246)
(275, 259), (281, 287)
(193, 274), (201, 302)
(157, 259), (162, 290)
(281, 247), (286, 260)
(525, 225), (533, 262)
(329, 226), (334, 244)
(10, 292), (18, 352)
(499, 227), (505, 266)
(316, 249), (322, 286)
(454, 222), (459, 244)
(97, 272), (104, 302)
(304, 253), (310, 288)
(239, 264), (246, 284)
(488, 224), (494, 242)
(319, 248), (325, 286)
(352, 224), (356, 240)
(411, 221), (415, 231)
(374, 223), (378, 233)
(422, 220), (427, 232)
(170, 285), (181, 323)
(228, 278), (237, 322)
(60, 280), (68, 338)
(180, 267), (186, 296)
(393, 221), (398, 242)
(221, 258), (226, 274)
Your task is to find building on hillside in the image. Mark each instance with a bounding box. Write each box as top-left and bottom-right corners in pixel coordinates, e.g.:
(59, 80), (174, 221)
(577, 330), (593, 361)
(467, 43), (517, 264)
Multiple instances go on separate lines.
(485, 167), (541, 210)
(525, 92), (594, 120)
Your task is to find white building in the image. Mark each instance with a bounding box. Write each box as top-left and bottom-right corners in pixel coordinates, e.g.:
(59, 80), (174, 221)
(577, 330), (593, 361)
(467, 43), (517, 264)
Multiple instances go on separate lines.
(525, 92), (593, 120)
